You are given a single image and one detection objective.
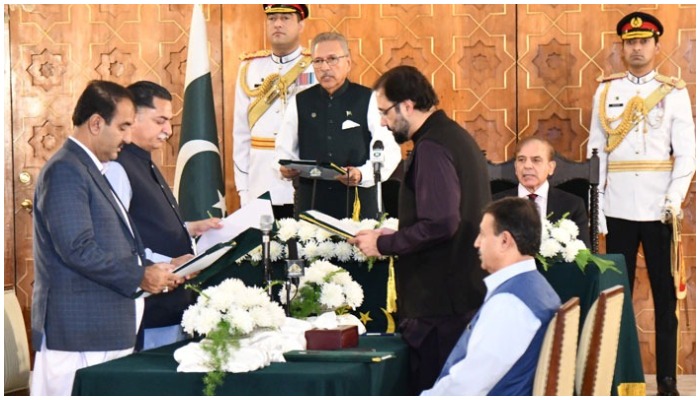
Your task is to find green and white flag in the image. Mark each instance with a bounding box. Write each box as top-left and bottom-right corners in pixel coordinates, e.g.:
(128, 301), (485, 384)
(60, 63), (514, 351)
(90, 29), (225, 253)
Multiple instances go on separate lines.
(174, 4), (226, 220)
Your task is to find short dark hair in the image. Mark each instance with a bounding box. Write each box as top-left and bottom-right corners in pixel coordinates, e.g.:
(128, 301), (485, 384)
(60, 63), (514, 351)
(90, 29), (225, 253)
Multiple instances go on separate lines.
(484, 197), (541, 256)
(373, 65), (439, 111)
(514, 136), (555, 161)
(127, 81), (172, 110)
(72, 80), (134, 126)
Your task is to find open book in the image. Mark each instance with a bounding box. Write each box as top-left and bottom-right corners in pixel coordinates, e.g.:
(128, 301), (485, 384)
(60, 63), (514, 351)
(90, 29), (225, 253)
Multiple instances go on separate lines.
(133, 240), (235, 299)
(299, 210), (359, 240)
(279, 159), (347, 180)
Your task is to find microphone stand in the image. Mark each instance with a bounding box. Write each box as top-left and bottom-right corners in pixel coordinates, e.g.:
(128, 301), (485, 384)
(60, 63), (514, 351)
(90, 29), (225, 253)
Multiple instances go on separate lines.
(260, 215), (274, 297)
(310, 162), (318, 212)
(374, 163), (383, 220)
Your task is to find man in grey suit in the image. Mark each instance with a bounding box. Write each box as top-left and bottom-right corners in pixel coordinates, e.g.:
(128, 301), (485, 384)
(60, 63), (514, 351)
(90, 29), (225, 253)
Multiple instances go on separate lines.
(30, 80), (183, 396)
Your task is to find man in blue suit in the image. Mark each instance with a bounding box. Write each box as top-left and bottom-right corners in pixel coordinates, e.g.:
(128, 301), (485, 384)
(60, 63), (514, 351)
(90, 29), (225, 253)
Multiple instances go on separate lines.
(30, 80), (183, 396)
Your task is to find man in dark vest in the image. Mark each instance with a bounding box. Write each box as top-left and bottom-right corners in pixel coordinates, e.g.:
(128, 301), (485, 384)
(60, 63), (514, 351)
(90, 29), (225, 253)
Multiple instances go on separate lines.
(105, 81), (221, 350)
(423, 198), (560, 395)
(276, 31), (400, 220)
(352, 66), (491, 394)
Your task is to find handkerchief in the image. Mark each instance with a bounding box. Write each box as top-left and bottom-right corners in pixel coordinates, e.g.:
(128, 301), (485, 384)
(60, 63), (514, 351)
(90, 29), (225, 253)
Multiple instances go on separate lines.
(341, 120), (361, 130)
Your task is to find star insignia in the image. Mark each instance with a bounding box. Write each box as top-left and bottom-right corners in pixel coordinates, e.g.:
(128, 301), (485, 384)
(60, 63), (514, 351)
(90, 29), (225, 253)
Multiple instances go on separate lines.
(346, 110), (352, 117)
(359, 311), (373, 325)
(211, 190), (226, 217)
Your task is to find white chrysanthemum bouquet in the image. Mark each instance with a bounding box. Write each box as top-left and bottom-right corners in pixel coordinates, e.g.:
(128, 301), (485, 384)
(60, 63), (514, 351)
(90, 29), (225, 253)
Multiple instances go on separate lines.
(180, 278), (286, 395)
(537, 214), (618, 274)
(238, 216), (398, 270)
(279, 260), (364, 319)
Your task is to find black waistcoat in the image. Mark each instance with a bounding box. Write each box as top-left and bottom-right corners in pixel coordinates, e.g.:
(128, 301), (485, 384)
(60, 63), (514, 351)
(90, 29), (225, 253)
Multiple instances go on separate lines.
(397, 111), (489, 318)
(294, 80), (378, 219)
(116, 143), (194, 328)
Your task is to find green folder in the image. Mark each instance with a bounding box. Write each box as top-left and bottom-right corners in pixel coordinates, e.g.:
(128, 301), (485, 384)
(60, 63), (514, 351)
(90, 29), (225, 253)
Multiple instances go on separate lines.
(283, 349), (395, 363)
(133, 239), (236, 299)
(279, 159), (347, 180)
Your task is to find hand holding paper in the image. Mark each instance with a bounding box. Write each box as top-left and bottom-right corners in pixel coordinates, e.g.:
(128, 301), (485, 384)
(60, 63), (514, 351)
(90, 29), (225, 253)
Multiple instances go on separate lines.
(196, 197), (274, 254)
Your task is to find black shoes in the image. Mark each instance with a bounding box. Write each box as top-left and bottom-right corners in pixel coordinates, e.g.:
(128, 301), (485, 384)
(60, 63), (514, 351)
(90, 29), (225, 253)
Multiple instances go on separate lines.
(657, 377), (679, 396)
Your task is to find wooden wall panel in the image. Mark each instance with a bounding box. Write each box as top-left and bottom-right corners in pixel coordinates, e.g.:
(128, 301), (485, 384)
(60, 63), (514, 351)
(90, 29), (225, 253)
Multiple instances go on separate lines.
(4, 5), (15, 286)
(5, 3), (695, 375)
(5, 4), (224, 350)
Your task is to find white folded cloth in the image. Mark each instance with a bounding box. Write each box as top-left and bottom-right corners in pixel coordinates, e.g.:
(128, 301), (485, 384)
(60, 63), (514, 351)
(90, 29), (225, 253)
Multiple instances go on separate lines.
(174, 314), (366, 373)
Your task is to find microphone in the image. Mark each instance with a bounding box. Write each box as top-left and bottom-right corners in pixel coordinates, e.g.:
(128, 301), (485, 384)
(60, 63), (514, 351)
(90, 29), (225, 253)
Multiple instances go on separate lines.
(284, 239), (305, 317)
(371, 141), (385, 219)
(260, 215), (274, 296)
(371, 140), (385, 182)
(286, 239), (304, 275)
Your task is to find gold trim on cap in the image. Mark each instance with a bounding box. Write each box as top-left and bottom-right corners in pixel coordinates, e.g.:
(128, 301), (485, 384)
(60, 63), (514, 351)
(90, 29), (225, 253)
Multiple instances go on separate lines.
(621, 31), (655, 40)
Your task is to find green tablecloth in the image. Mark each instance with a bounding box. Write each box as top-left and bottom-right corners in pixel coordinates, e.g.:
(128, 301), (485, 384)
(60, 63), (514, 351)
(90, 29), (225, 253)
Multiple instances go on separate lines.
(538, 253), (645, 396)
(71, 335), (410, 396)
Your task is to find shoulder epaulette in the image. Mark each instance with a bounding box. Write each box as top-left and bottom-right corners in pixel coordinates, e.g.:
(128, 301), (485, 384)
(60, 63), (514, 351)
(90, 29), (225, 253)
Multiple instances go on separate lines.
(239, 49), (271, 61)
(596, 72), (626, 83)
(655, 74), (686, 89)
(301, 48), (311, 56)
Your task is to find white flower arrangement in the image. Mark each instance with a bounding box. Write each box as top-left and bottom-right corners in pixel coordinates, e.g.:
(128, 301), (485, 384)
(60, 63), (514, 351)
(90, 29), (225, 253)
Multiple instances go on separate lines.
(537, 214), (619, 274)
(237, 216), (398, 269)
(278, 260), (364, 318)
(180, 278), (286, 395)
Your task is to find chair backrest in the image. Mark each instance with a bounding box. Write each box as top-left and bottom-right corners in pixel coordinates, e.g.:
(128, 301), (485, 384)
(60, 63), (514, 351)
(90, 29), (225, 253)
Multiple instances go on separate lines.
(4, 288), (31, 394)
(574, 285), (625, 396)
(533, 297), (581, 396)
(486, 149), (601, 253)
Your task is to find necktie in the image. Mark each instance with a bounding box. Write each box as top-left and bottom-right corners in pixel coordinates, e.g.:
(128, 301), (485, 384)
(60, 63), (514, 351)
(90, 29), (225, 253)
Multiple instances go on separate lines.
(527, 193), (538, 202)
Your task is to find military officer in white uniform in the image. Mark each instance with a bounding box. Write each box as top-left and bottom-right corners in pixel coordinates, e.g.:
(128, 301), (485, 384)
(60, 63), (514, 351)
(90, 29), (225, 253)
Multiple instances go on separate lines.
(587, 12), (695, 396)
(233, 4), (315, 218)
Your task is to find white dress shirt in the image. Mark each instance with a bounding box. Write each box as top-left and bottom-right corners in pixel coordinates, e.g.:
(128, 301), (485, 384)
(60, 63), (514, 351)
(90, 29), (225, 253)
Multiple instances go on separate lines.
(518, 180), (549, 219)
(422, 259), (542, 396)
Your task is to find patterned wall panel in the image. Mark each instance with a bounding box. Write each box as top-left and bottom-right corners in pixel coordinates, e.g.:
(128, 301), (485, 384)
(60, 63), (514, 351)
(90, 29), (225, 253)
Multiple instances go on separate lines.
(6, 4), (224, 349)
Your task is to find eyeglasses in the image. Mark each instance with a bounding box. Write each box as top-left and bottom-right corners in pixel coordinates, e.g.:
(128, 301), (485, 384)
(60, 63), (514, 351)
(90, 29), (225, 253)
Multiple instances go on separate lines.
(311, 55), (348, 67)
(378, 102), (401, 117)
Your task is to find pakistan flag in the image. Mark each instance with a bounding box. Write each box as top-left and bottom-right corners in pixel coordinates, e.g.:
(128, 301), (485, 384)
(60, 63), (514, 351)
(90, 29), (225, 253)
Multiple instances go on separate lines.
(174, 4), (226, 220)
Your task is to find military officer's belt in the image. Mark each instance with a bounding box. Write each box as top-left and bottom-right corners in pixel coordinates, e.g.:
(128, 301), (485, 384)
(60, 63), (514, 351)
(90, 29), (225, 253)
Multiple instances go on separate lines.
(608, 160), (673, 172)
(251, 136), (275, 150)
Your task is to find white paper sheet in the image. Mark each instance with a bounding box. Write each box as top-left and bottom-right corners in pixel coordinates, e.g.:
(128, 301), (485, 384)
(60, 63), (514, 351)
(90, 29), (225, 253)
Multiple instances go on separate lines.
(195, 197), (274, 254)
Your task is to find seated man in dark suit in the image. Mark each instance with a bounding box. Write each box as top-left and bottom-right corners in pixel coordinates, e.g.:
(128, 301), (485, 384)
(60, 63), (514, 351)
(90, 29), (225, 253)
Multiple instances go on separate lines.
(494, 137), (590, 247)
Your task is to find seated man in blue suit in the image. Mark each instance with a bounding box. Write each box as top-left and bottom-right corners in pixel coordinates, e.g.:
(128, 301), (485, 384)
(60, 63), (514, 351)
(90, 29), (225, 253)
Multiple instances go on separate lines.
(30, 80), (184, 396)
(494, 137), (591, 247)
(422, 197), (561, 396)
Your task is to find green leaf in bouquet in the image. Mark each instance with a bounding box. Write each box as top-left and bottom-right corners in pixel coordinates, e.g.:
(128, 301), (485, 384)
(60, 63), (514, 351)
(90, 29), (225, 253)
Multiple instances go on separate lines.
(574, 250), (590, 273)
(536, 253), (550, 271)
(590, 254), (621, 274)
